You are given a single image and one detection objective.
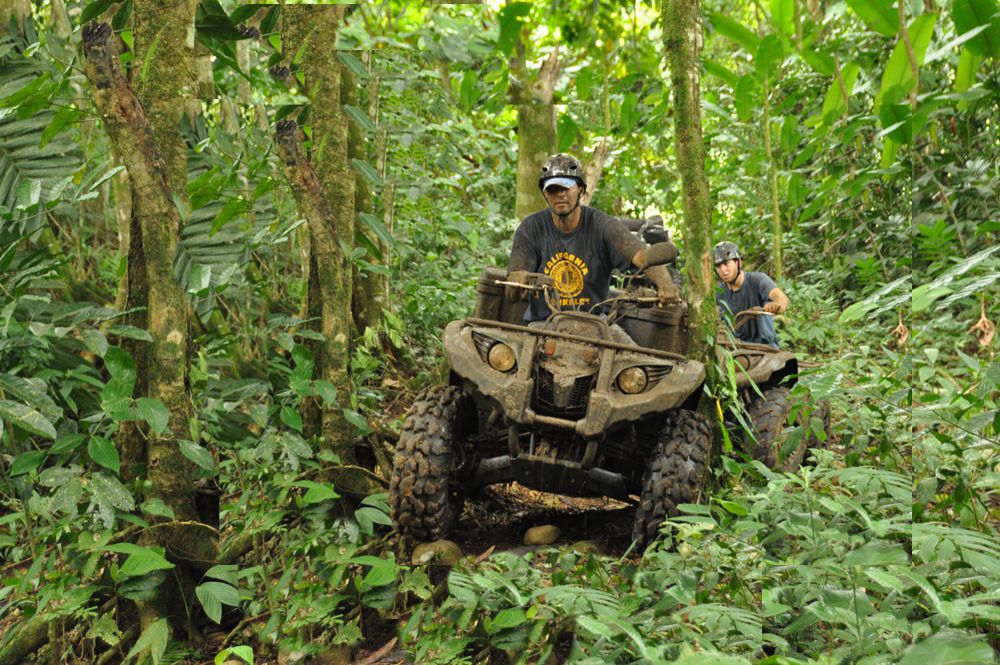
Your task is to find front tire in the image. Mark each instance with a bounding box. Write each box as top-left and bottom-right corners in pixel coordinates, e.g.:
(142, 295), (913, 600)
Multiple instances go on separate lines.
(389, 385), (467, 541)
(744, 386), (803, 471)
(633, 410), (712, 549)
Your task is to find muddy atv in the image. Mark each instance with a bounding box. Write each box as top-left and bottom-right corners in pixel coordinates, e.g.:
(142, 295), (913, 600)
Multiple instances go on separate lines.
(389, 244), (710, 548)
(719, 309), (831, 471)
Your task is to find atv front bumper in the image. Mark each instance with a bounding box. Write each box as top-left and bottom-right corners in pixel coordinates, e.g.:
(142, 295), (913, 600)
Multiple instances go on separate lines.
(444, 318), (706, 438)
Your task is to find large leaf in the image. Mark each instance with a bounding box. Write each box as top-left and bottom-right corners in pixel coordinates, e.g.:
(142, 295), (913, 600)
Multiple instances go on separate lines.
(0, 373), (60, 422)
(708, 13), (761, 52)
(770, 0), (794, 36)
(878, 14), (937, 109)
(124, 618), (168, 665)
(952, 0), (1000, 57)
(821, 62), (860, 125)
(755, 35), (785, 81)
(846, 0), (899, 36)
(898, 632), (997, 665)
(0, 399), (56, 438)
(735, 75), (756, 123)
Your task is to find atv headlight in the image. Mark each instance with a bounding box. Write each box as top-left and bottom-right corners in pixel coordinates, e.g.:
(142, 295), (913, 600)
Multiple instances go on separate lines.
(487, 342), (516, 372)
(617, 366), (648, 394)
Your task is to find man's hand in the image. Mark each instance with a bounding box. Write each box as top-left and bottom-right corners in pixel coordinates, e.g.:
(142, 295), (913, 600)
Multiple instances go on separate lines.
(644, 265), (680, 305)
(763, 301), (783, 314)
(505, 270), (530, 302)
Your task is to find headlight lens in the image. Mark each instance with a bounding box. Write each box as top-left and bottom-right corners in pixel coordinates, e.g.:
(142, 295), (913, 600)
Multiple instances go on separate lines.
(617, 366), (648, 394)
(487, 343), (516, 372)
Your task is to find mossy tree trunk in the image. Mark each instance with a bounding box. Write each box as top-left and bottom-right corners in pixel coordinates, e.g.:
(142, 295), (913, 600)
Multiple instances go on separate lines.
(83, 5), (215, 639)
(763, 78), (783, 280)
(0, 0), (31, 37)
(663, 0), (717, 366)
(512, 44), (559, 219)
(278, 6), (359, 470)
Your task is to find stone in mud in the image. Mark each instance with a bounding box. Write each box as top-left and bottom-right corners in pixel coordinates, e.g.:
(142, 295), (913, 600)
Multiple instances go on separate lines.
(524, 524), (561, 546)
(412, 539), (464, 565)
(571, 540), (607, 555)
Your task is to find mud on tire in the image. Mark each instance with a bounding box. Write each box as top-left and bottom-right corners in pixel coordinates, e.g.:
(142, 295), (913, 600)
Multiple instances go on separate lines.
(389, 385), (467, 541)
(633, 409), (712, 549)
(744, 386), (804, 472)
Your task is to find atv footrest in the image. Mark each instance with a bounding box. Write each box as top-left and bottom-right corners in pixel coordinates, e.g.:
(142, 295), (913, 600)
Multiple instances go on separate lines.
(470, 454), (631, 501)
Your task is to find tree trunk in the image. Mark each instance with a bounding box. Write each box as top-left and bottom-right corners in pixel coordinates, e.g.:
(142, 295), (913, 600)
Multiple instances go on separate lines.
(763, 78), (783, 279)
(512, 46), (559, 219)
(0, 0), (31, 37)
(280, 6), (358, 467)
(82, 12), (214, 642)
(663, 0), (716, 365)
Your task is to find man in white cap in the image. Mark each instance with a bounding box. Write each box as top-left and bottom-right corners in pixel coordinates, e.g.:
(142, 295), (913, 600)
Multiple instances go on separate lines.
(505, 154), (677, 338)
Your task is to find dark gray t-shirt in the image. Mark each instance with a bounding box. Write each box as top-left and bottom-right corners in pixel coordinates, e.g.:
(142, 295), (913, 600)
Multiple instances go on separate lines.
(716, 271), (780, 348)
(508, 207), (643, 321)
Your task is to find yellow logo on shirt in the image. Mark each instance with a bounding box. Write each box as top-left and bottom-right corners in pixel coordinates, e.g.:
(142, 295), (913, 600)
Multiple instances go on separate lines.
(544, 252), (590, 307)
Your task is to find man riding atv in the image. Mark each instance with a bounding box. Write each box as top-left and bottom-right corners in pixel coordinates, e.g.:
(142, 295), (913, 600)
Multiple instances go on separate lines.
(389, 155), (712, 549)
(714, 240), (789, 348)
(506, 153), (680, 340)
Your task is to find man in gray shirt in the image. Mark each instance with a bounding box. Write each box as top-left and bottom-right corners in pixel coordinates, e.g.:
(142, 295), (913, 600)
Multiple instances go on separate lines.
(506, 154), (677, 326)
(713, 241), (789, 349)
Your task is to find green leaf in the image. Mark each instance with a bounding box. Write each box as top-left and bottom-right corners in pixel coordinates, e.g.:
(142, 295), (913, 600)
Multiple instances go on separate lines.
(343, 105), (376, 133)
(755, 35), (785, 81)
(204, 564), (239, 585)
(845, 541), (909, 566)
(356, 562), (395, 592)
(136, 398), (169, 435)
(703, 59), (740, 87)
(10, 450), (45, 476)
(105, 325), (153, 342)
(486, 607), (527, 634)
(770, 0), (794, 36)
(82, 329), (109, 358)
(81, 0), (119, 24)
(459, 69), (478, 111)
(709, 13), (761, 51)
(952, 0), (1000, 57)
(179, 440), (216, 472)
(115, 545), (175, 577)
(955, 47), (985, 106)
(879, 102), (911, 143)
(912, 284), (952, 312)
(124, 618), (168, 665)
(497, 3), (531, 55)
(716, 499), (749, 516)
(0, 400), (57, 439)
(351, 158), (384, 187)
(280, 405), (302, 433)
(556, 113), (580, 153)
(898, 632), (997, 665)
(358, 212), (394, 250)
(293, 480), (338, 505)
(0, 374), (61, 422)
(821, 62), (859, 125)
(215, 646), (254, 665)
(343, 409), (371, 434)
(878, 14), (937, 110)
(800, 50), (835, 75)
(620, 92), (639, 133)
(88, 436), (120, 474)
(846, 0), (899, 36)
(196, 581), (240, 624)
(734, 75), (755, 123)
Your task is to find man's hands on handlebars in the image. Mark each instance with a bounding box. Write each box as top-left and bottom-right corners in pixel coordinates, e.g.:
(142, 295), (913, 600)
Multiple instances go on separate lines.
(763, 301), (785, 315)
(643, 265), (681, 306)
(504, 270), (530, 302)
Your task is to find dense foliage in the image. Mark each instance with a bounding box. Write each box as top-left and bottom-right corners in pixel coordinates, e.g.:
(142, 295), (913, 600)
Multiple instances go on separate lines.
(0, 0), (997, 664)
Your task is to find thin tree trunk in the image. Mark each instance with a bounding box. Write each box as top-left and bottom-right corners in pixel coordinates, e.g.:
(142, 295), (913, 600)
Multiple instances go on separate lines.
(0, 0), (31, 37)
(82, 12), (214, 641)
(512, 46), (559, 219)
(280, 6), (358, 467)
(663, 0), (716, 365)
(763, 78), (783, 279)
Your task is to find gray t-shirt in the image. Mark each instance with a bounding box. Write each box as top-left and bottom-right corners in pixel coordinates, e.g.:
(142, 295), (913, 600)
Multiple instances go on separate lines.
(508, 207), (643, 321)
(716, 271), (780, 348)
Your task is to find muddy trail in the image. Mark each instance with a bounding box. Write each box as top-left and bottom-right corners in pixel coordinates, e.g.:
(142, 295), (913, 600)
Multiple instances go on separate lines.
(451, 482), (637, 557)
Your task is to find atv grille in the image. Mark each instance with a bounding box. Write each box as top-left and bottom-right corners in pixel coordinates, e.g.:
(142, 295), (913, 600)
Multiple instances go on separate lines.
(534, 368), (593, 417)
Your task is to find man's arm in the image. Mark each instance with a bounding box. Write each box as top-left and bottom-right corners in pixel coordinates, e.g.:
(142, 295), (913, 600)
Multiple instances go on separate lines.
(764, 286), (789, 314)
(631, 248), (680, 304)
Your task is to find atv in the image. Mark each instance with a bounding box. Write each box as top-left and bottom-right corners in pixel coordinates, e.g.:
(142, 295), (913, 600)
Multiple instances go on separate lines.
(718, 309), (831, 471)
(389, 243), (711, 548)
